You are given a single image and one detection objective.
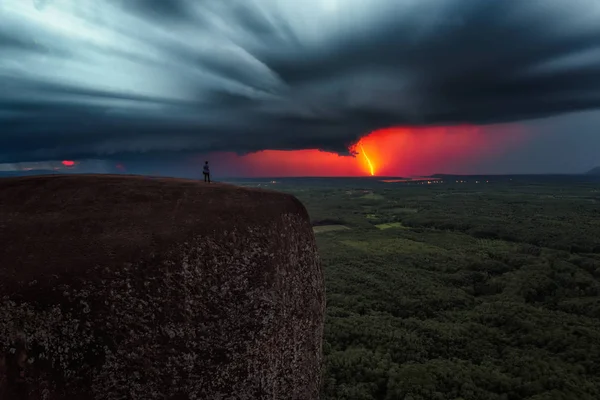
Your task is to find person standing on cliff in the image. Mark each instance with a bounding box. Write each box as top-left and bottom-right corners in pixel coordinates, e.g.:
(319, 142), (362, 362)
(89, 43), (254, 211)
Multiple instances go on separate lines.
(203, 161), (211, 183)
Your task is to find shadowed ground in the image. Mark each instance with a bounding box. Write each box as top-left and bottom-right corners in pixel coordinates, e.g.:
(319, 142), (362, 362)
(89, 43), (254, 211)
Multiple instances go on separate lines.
(0, 174), (325, 400)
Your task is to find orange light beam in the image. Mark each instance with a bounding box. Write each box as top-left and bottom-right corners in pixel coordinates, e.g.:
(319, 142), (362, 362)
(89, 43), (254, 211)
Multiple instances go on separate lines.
(359, 143), (375, 176)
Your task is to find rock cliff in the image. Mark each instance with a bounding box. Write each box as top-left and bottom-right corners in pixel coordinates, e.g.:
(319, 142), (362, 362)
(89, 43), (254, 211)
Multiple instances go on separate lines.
(0, 175), (325, 400)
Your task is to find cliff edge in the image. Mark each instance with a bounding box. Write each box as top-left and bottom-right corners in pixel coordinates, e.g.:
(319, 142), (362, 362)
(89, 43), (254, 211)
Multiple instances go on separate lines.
(0, 175), (325, 400)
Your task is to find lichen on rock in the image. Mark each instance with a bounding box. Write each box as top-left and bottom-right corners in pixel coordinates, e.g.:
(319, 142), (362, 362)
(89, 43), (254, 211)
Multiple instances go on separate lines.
(0, 175), (325, 400)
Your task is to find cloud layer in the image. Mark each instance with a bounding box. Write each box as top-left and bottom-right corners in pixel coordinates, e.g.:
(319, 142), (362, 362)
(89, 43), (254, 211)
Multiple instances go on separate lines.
(1, 0), (600, 163)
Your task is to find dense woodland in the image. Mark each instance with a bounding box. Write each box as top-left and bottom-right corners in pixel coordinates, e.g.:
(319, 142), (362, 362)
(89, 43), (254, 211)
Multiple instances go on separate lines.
(262, 177), (600, 400)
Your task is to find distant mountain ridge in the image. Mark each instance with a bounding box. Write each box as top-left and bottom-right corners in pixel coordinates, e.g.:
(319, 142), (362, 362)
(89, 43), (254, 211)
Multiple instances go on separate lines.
(586, 167), (600, 175)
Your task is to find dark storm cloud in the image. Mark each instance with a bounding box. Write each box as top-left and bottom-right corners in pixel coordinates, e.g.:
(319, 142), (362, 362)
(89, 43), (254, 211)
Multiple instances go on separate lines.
(1, 0), (600, 163)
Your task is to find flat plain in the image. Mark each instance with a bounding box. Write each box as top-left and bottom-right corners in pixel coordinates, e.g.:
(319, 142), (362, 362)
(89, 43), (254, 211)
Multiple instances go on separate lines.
(233, 175), (600, 400)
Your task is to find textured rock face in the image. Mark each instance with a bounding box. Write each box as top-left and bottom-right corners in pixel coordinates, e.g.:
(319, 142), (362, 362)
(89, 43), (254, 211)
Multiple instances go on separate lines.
(0, 175), (325, 400)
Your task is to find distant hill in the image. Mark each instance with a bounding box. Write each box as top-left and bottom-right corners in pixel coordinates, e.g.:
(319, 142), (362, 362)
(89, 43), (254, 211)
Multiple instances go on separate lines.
(586, 167), (600, 175)
(0, 170), (62, 178)
(432, 173), (600, 184)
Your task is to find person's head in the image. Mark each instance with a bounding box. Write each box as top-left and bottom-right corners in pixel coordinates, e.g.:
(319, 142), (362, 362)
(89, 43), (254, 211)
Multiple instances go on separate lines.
(205, 161), (208, 164)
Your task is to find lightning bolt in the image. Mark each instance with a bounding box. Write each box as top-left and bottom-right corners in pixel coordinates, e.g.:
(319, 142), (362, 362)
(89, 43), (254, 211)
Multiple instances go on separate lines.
(359, 143), (375, 176)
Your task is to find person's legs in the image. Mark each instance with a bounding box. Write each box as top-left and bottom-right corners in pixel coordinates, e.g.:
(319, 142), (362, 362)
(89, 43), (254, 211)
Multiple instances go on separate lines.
(208, 174), (211, 183)
(203, 173), (207, 182)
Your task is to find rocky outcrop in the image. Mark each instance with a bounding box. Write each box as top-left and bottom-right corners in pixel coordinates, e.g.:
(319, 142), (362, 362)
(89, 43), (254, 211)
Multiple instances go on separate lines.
(0, 175), (325, 400)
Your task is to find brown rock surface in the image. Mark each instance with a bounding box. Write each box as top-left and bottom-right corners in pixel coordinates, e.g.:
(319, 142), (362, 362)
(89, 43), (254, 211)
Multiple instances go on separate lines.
(0, 175), (325, 400)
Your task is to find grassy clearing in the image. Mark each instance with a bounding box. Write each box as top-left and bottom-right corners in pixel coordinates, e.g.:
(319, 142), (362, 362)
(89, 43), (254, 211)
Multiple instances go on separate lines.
(340, 238), (445, 255)
(313, 225), (351, 234)
(375, 222), (406, 230)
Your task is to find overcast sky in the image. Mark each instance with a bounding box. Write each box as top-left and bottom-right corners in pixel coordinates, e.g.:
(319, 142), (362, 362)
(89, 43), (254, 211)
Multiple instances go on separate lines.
(1, 0), (599, 174)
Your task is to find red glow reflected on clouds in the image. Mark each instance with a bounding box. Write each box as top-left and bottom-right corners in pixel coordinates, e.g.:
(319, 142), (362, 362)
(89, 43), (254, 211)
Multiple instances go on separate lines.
(220, 149), (364, 177)
(61, 160), (75, 167)
(352, 125), (529, 176)
(207, 124), (530, 177)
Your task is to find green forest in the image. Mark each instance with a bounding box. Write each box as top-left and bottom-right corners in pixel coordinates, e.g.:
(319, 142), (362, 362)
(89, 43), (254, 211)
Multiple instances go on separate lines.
(272, 178), (600, 400)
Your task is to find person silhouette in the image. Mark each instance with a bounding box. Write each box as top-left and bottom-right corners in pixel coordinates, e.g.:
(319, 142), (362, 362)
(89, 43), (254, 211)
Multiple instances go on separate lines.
(203, 161), (211, 183)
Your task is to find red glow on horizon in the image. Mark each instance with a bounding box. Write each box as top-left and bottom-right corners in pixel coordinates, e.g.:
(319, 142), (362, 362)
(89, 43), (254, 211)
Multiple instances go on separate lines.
(61, 160), (75, 167)
(350, 125), (529, 177)
(204, 124), (531, 177)
(220, 149), (364, 177)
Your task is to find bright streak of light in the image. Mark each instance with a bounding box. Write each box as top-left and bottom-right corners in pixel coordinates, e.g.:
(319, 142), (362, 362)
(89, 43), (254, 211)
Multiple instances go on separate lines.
(359, 143), (375, 176)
